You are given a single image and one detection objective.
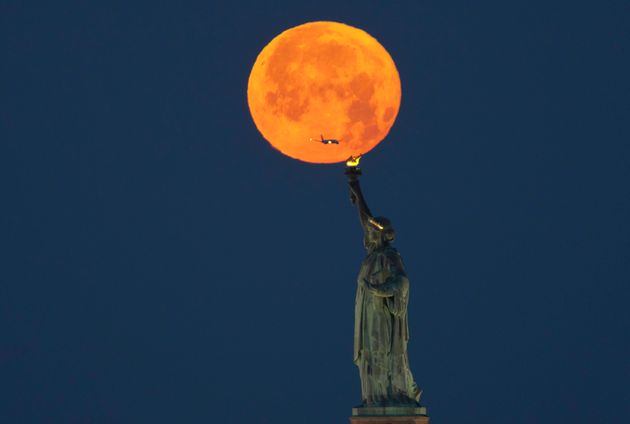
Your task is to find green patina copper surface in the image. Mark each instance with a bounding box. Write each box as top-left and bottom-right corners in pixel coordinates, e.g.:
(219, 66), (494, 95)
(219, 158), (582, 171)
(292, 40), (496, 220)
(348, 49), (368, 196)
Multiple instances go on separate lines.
(346, 165), (422, 407)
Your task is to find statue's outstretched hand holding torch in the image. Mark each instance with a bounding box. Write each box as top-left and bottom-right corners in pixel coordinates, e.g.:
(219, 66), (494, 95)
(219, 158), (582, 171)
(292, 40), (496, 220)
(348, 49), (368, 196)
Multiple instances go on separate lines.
(345, 155), (373, 228)
(345, 155), (362, 203)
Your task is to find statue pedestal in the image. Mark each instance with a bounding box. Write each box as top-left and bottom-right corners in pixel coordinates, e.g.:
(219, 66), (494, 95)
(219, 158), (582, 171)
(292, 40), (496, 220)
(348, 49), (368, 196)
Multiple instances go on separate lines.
(349, 406), (429, 424)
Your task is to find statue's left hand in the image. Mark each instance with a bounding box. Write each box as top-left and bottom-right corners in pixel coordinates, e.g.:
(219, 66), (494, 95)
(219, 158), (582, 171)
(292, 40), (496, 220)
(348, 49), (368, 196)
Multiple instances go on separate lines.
(363, 279), (379, 295)
(364, 279), (397, 298)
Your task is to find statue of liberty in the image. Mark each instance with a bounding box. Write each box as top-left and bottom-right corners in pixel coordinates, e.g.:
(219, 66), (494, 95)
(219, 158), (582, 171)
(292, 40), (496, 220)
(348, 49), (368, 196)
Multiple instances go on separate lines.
(346, 161), (421, 407)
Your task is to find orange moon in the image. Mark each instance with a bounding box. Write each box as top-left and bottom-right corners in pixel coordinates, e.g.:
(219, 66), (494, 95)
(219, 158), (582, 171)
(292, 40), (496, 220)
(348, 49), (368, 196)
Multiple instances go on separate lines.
(247, 21), (401, 164)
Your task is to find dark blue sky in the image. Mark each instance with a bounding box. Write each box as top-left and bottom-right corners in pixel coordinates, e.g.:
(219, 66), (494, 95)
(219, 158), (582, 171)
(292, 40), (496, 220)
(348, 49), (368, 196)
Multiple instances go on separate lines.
(2, 1), (629, 423)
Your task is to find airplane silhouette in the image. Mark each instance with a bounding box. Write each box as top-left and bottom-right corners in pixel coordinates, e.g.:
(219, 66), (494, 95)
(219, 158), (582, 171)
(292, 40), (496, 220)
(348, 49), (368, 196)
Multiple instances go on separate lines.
(311, 134), (340, 145)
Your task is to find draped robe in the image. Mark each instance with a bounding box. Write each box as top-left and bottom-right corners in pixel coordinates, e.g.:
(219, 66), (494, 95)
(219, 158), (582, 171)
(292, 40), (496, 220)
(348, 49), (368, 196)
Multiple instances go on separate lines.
(354, 246), (419, 405)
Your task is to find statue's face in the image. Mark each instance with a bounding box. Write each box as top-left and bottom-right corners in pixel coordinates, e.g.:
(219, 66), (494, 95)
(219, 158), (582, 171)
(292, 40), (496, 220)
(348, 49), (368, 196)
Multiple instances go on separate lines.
(364, 227), (383, 250)
(364, 217), (395, 251)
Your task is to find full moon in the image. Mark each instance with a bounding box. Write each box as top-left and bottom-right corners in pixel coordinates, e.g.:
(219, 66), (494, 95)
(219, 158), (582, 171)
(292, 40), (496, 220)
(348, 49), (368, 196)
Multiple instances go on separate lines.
(247, 21), (401, 164)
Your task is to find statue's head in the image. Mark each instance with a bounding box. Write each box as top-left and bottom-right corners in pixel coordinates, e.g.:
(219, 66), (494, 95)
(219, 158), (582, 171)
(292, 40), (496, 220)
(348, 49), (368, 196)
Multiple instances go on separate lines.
(364, 216), (395, 250)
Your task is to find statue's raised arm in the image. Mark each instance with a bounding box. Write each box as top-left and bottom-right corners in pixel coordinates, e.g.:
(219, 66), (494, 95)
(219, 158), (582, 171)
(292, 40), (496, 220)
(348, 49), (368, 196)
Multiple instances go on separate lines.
(345, 159), (373, 233)
(345, 158), (396, 251)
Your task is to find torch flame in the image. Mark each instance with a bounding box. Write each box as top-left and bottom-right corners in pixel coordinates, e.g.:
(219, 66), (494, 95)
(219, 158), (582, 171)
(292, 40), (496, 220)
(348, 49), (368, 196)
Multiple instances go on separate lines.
(346, 155), (362, 167)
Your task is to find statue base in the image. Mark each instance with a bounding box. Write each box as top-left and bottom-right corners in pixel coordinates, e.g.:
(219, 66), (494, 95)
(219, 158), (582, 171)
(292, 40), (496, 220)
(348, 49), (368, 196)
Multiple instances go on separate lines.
(350, 406), (429, 424)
